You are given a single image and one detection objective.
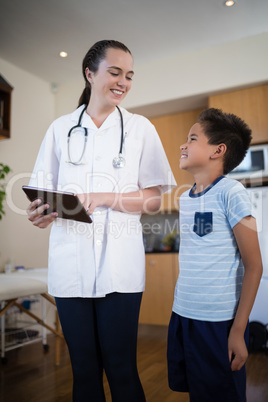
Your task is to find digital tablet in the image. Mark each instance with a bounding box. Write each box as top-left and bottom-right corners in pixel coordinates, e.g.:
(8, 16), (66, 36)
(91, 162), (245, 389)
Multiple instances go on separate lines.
(22, 186), (92, 224)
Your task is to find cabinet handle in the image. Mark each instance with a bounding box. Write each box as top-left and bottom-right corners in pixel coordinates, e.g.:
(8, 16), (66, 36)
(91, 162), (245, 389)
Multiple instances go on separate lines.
(149, 260), (156, 265)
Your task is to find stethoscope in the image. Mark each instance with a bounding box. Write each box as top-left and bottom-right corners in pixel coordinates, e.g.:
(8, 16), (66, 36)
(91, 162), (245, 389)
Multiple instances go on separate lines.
(66, 105), (125, 168)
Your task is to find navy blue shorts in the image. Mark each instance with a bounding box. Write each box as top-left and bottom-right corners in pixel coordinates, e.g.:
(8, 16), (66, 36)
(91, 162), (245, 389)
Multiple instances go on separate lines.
(167, 313), (249, 402)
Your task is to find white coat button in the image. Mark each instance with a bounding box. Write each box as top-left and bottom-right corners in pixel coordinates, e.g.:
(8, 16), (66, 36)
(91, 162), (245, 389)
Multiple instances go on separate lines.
(96, 240), (102, 246)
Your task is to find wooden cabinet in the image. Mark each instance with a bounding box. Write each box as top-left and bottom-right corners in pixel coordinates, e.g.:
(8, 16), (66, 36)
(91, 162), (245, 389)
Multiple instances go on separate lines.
(209, 84), (268, 144)
(139, 253), (179, 325)
(150, 109), (201, 211)
(0, 75), (13, 140)
(149, 84), (268, 211)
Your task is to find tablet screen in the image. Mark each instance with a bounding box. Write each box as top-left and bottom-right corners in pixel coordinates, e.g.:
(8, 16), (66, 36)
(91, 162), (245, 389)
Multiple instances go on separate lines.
(22, 186), (92, 224)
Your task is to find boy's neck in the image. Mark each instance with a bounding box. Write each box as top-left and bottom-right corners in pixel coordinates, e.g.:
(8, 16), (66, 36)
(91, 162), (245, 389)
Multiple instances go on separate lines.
(192, 171), (224, 194)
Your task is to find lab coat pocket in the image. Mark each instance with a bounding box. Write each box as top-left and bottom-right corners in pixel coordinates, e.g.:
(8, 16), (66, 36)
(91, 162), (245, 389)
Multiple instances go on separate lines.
(193, 212), (213, 237)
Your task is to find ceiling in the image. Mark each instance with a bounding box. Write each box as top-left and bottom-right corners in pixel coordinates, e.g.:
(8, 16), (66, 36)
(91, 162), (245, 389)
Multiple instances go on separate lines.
(1, 0), (268, 115)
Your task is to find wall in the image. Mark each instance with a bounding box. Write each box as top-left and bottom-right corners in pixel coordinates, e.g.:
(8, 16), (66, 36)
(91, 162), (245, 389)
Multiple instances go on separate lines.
(0, 58), (55, 270)
(55, 33), (268, 118)
(54, 77), (84, 118)
(127, 33), (268, 111)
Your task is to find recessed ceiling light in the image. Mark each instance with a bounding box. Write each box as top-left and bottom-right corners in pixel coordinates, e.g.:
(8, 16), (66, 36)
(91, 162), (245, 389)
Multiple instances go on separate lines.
(224, 0), (235, 6)
(59, 51), (68, 58)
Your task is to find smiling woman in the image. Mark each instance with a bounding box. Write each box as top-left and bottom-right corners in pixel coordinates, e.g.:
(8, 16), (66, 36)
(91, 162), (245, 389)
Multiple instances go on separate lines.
(25, 39), (176, 402)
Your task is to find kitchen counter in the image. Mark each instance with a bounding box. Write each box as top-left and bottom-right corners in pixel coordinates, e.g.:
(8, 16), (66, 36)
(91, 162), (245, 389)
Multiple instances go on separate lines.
(145, 250), (178, 254)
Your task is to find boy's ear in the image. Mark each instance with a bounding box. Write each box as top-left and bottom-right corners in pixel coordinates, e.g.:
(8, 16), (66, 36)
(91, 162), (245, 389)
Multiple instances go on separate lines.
(211, 144), (227, 159)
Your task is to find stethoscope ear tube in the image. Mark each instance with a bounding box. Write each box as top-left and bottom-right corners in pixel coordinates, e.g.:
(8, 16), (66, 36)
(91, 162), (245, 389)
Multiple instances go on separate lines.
(67, 105), (125, 167)
(112, 106), (126, 168)
(67, 105), (88, 139)
(116, 105), (124, 155)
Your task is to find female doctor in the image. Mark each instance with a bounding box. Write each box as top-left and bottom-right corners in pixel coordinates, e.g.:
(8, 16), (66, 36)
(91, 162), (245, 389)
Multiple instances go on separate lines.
(27, 40), (176, 402)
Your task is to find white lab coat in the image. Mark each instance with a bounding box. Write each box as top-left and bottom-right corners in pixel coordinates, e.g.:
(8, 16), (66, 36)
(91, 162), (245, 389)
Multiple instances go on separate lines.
(29, 106), (176, 297)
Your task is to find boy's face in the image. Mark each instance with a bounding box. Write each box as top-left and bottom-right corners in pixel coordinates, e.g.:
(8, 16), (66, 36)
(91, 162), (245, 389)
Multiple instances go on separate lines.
(180, 123), (219, 174)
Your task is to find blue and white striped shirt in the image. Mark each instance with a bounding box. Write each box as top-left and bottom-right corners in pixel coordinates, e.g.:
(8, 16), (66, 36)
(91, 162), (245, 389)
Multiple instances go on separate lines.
(173, 176), (253, 322)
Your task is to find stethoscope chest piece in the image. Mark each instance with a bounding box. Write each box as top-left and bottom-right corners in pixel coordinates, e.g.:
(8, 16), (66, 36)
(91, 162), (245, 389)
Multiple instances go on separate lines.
(113, 153), (126, 168)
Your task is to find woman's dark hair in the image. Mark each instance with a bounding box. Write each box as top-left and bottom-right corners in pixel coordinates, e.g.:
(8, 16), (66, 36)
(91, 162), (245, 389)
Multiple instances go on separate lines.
(78, 40), (132, 107)
(197, 108), (252, 175)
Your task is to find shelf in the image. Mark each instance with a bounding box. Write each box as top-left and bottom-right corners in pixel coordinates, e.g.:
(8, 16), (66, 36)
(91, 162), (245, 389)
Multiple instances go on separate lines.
(2, 325), (40, 349)
(0, 75), (13, 140)
(240, 177), (268, 188)
(0, 128), (9, 140)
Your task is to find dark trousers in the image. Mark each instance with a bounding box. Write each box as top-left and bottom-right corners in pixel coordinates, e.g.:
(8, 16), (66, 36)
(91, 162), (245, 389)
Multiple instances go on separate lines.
(167, 312), (249, 402)
(55, 292), (146, 402)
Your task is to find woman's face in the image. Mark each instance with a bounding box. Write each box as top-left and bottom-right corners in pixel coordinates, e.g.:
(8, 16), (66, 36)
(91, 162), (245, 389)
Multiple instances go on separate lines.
(86, 48), (134, 108)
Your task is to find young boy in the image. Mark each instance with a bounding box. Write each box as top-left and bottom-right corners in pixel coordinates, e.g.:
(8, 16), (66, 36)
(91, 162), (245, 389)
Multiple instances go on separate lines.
(167, 108), (263, 402)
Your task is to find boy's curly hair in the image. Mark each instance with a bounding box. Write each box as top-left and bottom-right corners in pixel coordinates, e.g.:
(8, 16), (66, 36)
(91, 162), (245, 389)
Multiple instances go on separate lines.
(198, 108), (252, 174)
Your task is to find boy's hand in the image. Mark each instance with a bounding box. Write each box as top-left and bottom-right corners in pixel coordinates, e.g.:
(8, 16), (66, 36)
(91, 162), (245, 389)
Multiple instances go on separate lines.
(228, 327), (248, 371)
(230, 216), (263, 371)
